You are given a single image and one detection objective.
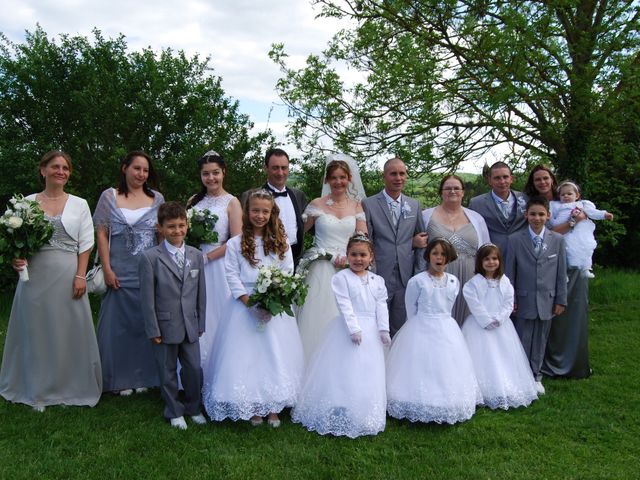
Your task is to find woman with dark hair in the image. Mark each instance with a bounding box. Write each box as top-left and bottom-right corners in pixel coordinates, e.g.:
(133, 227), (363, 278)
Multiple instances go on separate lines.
(524, 164), (558, 201)
(0, 151), (102, 411)
(93, 151), (164, 395)
(422, 175), (490, 325)
(186, 150), (242, 370)
(523, 164), (592, 378)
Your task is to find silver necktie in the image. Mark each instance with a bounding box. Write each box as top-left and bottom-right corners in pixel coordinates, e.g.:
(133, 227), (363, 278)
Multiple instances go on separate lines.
(390, 201), (400, 226)
(533, 236), (542, 254)
(175, 249), (185, 271)
(501, 201), (511, 219)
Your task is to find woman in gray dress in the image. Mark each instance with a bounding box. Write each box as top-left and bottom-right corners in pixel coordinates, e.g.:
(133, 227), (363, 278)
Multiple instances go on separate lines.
(0, 151), (102, 411)
(422, 175), (490, 325)
(94, 151), (163, 395)
(522, 165), (591, 379)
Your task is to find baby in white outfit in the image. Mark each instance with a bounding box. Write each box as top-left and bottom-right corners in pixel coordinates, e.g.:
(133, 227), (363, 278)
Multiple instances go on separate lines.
(549, 181), (614, 278)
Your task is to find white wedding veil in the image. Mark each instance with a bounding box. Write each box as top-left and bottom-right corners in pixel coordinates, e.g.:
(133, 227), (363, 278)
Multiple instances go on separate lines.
(320, 153), (367, 201)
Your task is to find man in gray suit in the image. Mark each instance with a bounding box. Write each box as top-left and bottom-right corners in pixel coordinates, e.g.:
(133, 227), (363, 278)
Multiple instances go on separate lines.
(241, 148), (307, 265)
(505, 196), (567, 394)
(139, 202), (207, 429)
(468, 161), (528, 257)
(362, 158), (428, 336)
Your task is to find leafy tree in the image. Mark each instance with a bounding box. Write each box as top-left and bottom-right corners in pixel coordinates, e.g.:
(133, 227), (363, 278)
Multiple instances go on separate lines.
(0, 26), (273, 207)
(270, 0), (640, 186)
(271, 0), (640, 266)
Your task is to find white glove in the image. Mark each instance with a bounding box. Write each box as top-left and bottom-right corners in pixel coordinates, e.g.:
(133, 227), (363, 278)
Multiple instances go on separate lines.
(350, 331), (362, 345)
(379, 331), (391, 346)
(250, 305), (272, 324)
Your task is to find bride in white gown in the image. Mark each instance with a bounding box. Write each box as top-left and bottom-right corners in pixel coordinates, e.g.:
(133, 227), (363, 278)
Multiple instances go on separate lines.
(296, 155), (367, 362)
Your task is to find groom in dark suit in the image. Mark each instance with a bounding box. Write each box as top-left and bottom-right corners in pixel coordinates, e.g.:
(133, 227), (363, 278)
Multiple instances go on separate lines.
(242, 148), (307, 265)
(362, 158), (428, 336)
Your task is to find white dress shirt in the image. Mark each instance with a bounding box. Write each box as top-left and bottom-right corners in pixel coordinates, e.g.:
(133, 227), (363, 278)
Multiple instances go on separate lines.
(268, 182), (297, 246)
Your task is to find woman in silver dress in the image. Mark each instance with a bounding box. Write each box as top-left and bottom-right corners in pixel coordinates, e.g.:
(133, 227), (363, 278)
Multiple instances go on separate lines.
(422, 175), (490, 325)
(93, 151), (164, 395)
(0, 151), (102, 411)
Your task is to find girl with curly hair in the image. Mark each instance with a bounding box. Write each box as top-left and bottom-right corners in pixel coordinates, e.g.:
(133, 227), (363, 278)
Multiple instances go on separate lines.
(202, 189), (304, 428)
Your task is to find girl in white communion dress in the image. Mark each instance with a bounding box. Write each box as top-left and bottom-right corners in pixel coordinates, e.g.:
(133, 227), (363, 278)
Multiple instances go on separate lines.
(293, 233), (390, 438)
(461, 243), (538, 409)
(387, 238), (481, 424)
(202, 189), (304, 428)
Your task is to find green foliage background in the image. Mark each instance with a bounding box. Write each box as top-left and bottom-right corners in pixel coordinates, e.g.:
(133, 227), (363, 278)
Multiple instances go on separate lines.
(0, 27), (273, 207)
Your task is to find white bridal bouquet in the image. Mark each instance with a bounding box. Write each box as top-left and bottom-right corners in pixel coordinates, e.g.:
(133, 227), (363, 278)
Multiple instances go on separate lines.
(295, 246), (334, 277)
(0, 194), (54, 282)
(248, 264), (308, 328)
(185, 208), (219, 247)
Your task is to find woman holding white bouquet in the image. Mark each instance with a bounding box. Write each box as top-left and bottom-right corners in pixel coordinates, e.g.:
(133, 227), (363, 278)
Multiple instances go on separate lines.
(296, 155), (367, 362)
(185, 151), (242, 370)
(0, 151), (102, 410)
(202, 189), (304, 428)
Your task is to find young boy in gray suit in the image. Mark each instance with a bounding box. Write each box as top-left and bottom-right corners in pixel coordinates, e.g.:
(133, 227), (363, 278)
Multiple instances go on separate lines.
(139, 202), (207, 429)
(505, 196), (567, 395)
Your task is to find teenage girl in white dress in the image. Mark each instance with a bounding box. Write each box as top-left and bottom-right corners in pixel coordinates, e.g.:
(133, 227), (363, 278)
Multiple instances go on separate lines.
(202, 189), (304, 428)
(186, 151), (242, 370)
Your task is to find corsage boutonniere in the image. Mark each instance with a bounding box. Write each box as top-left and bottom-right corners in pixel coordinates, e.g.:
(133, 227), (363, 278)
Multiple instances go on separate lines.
(401, 202), (414, 219)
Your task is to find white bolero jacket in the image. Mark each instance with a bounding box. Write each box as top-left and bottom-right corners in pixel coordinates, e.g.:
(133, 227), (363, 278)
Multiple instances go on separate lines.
(462, 273), (514, 328)
(331, 269), (389, 335)
(27, 193), (94, 254)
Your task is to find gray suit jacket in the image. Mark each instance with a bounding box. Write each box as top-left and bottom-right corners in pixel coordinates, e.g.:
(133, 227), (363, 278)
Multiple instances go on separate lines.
(139, 244), (206, 344)
(468, 190), (528, 256)
(505, 228), (567, 321)
(362, 191), (425, 287)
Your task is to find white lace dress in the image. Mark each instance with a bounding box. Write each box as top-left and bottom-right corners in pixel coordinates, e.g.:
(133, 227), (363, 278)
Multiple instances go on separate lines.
(296, 204), (365, 362)
(192, 193), (234, 370)
(292, 269), (389, 438)
(202, 235), (304, 421)
(386, 272), (482, 424)
(461, 274), (538, 409)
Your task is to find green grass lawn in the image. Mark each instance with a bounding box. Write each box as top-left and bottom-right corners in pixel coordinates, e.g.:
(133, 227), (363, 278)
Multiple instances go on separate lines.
(0, 268), (639, 479)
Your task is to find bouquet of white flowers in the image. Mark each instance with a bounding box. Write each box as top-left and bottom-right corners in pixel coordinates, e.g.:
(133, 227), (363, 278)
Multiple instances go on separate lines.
(185, 208), (219, 247)
(248, 264), (308, 320)
(0, 194), (54, 282)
